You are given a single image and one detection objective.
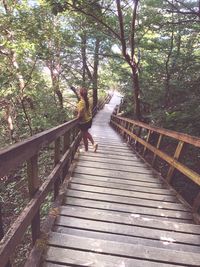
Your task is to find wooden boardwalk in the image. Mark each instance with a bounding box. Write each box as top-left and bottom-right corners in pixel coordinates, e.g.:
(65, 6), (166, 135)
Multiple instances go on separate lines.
(43, 94), (200, 267)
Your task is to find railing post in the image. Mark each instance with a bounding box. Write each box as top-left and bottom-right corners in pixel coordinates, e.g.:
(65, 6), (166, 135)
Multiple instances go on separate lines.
(0, 205), (11, 267)
(123, 121), (128, 140)
(193, 192), (200, 213)
(143, 129), (151, 157)
(63, 131), (71, 178)
(166, 141), (184, 183)
(0, 204), (4, 241)
(152, 134), (163, 167)
(27, 154), (40, 245)
(135, 126), (141, 150)
(127, 122), (131, 143)
(54, 137), (61, 199)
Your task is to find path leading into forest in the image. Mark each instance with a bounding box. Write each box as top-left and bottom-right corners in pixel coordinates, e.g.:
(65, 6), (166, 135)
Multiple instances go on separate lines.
(43, 93), (200, 267)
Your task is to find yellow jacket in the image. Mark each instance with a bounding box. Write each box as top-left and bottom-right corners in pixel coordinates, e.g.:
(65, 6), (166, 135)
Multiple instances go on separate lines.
(77, 98), (92, 123)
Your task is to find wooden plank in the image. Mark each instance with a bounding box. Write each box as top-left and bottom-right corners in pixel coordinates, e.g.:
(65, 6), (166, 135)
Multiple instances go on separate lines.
(79, 155), (148, 168)
(88, 142), (133, 150)
(88, 143), (132, 150)
(43, 263), (72, 267)
(89, 149), (135, 156)
(77, 161), (152, 174)
(69, 183), (178, 202)
(60, 206), (200, 234)
(65, 197), (192, 220)
(45, 246), (181, 267)
(72, 173), (164, 188)
(54, 227), (200, 253)
(48, 233), (200, 266)
(56, 216), (200, 246)
(88, 138), (125, 144)
(79, 151), (139, 161)
(71, 177), (174, 195)
(74, 167), (160, 183)
(66, 189), (188, 211)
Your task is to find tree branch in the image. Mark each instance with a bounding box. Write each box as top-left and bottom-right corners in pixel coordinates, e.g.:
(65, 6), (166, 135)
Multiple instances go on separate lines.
(130, 0), (139, 61)
(116, 0), (127, 58)
(66, 1), (121, 40)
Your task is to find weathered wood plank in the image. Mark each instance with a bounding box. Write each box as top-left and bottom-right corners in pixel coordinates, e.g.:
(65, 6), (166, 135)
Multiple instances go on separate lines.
(66, 189), (188, 211)
(56, 216), (200, 246)
(74, 167), (161, 183)
(69, 183), (178, 202)
(45, 246), (181, 267)
(43, 263), (72, 267)
(79, 155), (148, 168)
(71, 177), (173, 195)
(88, 143), (132, 150)
(48, 233), (200, 265)
(59, 206), (200, 234)
(79, 151), (139, 161)
(65, 197), (192, 220)
(54, 226), (200, 253)
(72, 173), (164, 188)
(77, 161), (152, 174)
(84, 149), (135, 157)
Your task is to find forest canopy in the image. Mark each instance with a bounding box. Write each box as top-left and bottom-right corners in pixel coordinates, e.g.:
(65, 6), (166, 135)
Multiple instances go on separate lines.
(0, 0), (200, 149)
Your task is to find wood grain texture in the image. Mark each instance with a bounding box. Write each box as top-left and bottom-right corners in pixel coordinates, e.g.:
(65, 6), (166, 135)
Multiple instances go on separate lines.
(41, 93), (200, 267)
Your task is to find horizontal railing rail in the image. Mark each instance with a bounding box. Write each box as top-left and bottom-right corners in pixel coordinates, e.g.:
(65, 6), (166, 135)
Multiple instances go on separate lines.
(0, 93), (112, 267)
(110, 113), (200, 214)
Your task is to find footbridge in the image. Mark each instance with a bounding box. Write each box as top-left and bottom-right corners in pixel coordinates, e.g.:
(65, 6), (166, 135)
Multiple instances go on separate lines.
(0, 93), (200, 267)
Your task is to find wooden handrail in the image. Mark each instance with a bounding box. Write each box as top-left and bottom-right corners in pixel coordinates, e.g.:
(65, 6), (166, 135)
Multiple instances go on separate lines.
(0, 118), (78, 178)
(110, 114), (200, 212)
(0, 93), (111, 267)
(112, 116), (200, 148)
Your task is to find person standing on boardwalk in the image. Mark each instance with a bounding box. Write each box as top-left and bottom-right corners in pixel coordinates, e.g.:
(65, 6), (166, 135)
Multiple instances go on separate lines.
(77, 87), (98, 152)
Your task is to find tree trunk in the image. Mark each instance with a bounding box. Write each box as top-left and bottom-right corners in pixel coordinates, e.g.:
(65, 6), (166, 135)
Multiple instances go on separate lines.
(80, 33), (87, 85)
(132, 70), (141, 120)
(92, 37), (100, 108)
(49, 65), (63, 109)
(11, 52), (33, 135)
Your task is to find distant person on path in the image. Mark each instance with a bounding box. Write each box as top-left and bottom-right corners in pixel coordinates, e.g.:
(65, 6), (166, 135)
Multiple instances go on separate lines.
(77, 87), (98, 152)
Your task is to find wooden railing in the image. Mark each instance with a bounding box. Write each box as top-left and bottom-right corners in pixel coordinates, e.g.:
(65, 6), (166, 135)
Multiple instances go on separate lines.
(0, 94), (112, 267)
(110, 113), (200, 214)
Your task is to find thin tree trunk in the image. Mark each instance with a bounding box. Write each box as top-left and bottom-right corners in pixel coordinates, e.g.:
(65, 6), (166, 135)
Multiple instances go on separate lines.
(116, 0), (141, 120)
(49, 64), (63, 109)
(164, 9), (175, 108)
(11, 51), (33, 135)
(81, 33), (87, 85)
(132, 70), (141, 120)
(92, 37), (100, 108)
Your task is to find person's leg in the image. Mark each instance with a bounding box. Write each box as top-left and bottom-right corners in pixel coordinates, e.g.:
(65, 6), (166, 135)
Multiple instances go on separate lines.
(82, 130), (88, 151)
(85, 131), (98, 152)
(85, 131), (94, 145)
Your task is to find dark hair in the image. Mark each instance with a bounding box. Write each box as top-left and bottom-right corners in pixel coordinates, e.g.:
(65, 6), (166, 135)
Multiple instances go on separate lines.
(80, 88), (89, 110)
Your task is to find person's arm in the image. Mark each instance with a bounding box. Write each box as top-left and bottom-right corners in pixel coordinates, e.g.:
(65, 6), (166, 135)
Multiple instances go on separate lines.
(77, 109), (84, 119)
(77, 101), (84, 119)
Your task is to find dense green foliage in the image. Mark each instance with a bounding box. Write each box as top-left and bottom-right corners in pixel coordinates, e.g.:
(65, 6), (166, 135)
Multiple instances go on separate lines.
(0, 2), (199, 266)
(1, 1), (199, 148)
